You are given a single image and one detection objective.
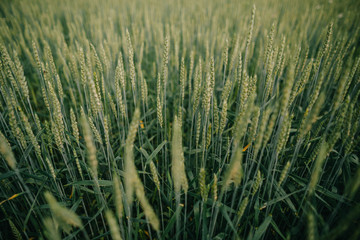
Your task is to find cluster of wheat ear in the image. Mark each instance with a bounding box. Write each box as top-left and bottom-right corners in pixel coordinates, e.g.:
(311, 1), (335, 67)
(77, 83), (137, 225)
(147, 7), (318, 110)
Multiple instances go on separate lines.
(0, 0), (359, 239)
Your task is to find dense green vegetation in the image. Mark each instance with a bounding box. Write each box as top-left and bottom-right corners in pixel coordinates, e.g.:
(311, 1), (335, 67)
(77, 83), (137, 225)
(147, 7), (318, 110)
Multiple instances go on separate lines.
(0, 0), (360, 239)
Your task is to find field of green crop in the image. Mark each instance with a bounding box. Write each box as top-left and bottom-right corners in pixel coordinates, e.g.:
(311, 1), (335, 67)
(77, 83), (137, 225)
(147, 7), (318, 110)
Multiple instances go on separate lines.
(0, 0), (359, 239)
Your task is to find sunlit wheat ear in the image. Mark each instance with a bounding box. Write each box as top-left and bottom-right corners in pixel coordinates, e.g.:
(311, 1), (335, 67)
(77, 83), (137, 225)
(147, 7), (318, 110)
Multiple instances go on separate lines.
(116, 52), (126, 91)
(70, 108), (79, 145)
(45, 157), (56, 181)
(0, 131), (16, 170)
(229, 34), (240, 73)
(6, 93), (27, 149)
(244, 4), (256, 69)
(221, 38), (229, 72)
(99, 65), (106, 100)
(104, 115), (110, 147)
(88, 74), (102, 115)
(205, 123), (212, 149)
(114, 65), (125, 117)
(278, 161), (291, 186)
(213, 98), (219, 134)
(262, 105), (279, 147)
(19, 109), (41, 158)
(156, 73), (163, 128)
(43, 121), (53, 155)
(8, 111), (27, 149)
(105, 210), (123, 240)
(141, 76), (148, 105)
(73, 148), (83, 179)
(212, 174), (218, 201)
(238, 71), (249, 112)
(161, 33), (170, 85)
(333, 70), (349, 111)
(192, 59), (202, 112)
(344, 131), (357, 155)
(47, 80), (64, 141)
(290, 59), (313, 105)
(298, 93), (325, 141)
(107, 93), (118, 118)
(279, 62), (295, 115)
(135, 186), (160, 231)
(51, 121), (64, 152)
(223, 148), (243, 191)
(180, 57), (186, 103)
(264, 47), (276, 100)
(221, 75), (233, 104)
(80, 111), (98, 179)
(79, 47), (87, 86)
(88, 116), (103, 145)
(34, 113), (41, 130)
(41, 83), (51, 112)
(308, 141), (329, 196)
(265, 23), (275, 68)
(235, 52), (243, 88)
(273, 36), (286, 77)
(124, 108), (140, 203)
(219, 100), (228, 136)
(232, 93), (255, 149)
(31, 40), (42, 72)
(188, 50), (195, 95)
(100, 43), (110, 74)
(112, 174), (124, 219)
(43, 217), (61, 240)
(307, 25), (332, 111)
(195, 112), (201, 147)
(126, 29), (136, 94)
(0, 45), (20, 96)
(45, 43), (63, 98)
(149, 160), (160, 191)
(12, 49), (29, 100)
(248, 75), (257, 97)
(90, 43), (103, 73)
(202, 56), (215, 117)
(171, 115), (188, 195)
(44, 191), (82, 234)
(318, 23), (333, 65)
(276, 112), (292, 154)
(124, 108), (160, 231)
(248, 106), (260, 143)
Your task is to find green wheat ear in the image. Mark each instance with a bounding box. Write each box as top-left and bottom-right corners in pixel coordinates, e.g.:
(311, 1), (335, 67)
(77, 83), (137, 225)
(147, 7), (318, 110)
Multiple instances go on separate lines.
(0, 130), (16, 170)
(149, 160), (161, 191)
(113, 174), (124, 220)
(105, 210), (123, 240)
(199, 167), (207, 201)
(44, 191), (83, 233)
(171, 115), (188, 195)
(81, 111), (98, 179)
(124, 108), (160, 231)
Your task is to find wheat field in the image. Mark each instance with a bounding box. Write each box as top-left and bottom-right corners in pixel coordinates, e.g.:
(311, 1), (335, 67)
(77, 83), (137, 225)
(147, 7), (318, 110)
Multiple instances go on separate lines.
(0, 0), (359, 239)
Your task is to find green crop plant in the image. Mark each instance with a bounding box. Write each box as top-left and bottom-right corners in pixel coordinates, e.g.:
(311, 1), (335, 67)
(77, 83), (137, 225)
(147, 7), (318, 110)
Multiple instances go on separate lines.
(0, 0), (359, 239)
